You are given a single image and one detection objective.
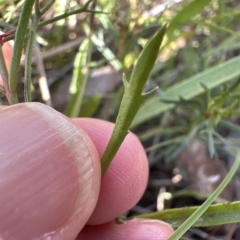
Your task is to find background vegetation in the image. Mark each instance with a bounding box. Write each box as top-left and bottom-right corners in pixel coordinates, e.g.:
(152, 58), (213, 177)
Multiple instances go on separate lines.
(1, 0), (240, 239)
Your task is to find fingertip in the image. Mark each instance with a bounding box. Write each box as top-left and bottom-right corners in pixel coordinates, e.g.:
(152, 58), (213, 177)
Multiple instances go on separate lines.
(72, 118), (149, 225)
(77, 219), (174, 240)
(0, 103), (100, 239)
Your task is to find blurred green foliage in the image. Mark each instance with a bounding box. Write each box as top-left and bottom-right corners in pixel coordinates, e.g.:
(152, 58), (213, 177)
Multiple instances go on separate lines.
(1, 0), (240, 237)
(1, 0), (240, 163)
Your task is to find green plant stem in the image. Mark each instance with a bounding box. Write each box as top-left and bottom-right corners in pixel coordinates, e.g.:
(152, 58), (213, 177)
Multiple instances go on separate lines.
(100, 25), (167, 175)
(193, 19), (240, 37)
(8, 0), (35, 104)
(41, 0), (56, 15)
(168, 151), (240, 239)
(24, 0), (41, 102)
(38, 0), (94, 28)
(3, 0), (104, 44)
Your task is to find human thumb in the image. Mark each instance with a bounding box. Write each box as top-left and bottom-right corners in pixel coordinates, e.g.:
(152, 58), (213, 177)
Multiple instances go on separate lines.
(0, 102), (100, 240)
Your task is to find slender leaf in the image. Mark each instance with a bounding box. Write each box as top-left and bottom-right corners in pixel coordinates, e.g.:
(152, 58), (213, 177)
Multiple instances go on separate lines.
(194, 20), (240, 37)
(168, 151), (240, 239)
(101, 26), (166, 175)
(132, 55), (240, 127)
(9, 0), (35, 103)
(220, 119), (240, 134)
(135, 201), (240, 228)
(65, 39), (89, 117)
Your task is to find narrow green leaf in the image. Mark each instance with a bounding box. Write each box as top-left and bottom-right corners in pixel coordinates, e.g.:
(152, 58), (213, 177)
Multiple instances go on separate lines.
(220, 119), (240, 134)
(168, 151), (240, 239)
(24, 1), (41, 102)
(84, 24), (122, 71)
(135, 201), (240, 228)
(65, 38), (90, 117)
(194, 20), (240, 37)
(9, 0), (35, 103)
(132, 55), (240, 127)
(146, 135), (184, 152)
(101, 25), (167, 175)
(207, 129), (215, 158)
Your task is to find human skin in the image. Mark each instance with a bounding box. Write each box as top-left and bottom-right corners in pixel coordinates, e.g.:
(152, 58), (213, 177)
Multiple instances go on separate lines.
(0, 104), (173, 239)
(0, 31), (173, 239)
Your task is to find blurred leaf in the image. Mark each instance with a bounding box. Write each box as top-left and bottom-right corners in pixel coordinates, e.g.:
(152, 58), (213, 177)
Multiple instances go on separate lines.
(207, 128), (215, 158)
(168, 151), (240, 239)
(84, 24), (122, 71)
(204, 35), (240, 58)
(132, 55), (240, 128)
(194, 20), (240, 37)
(138, 126), (183, 141)
(65, 38), (90, 117)
(80, 95), (102, 117)
(146, 135), (185, 152)
(136, 201), (240, 228)
(220, 120), (240, 134)
(167, 0), (212, 39)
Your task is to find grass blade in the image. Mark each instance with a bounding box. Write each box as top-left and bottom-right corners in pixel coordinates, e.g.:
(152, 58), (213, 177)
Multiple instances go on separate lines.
(132, 55), (240, 127)
(136, 201), (240, 228)
(168, 151), (240, 239)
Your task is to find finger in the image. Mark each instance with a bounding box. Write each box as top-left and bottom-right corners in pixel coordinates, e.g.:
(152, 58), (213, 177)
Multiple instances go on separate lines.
(77, 219), (173, 240)
(72, 118), (149, 225)
(0, 103), (100, 240)
(0, 31), (13, 86)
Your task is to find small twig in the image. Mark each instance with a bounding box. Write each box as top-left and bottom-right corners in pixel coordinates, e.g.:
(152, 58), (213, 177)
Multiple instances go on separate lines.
(0, 29), (16, 40)
(9, 0), (36, 104)
(24, 0), (41, 102)
(34, 42), (52, 106)
(226, 223), (237, 240)
(40, 0), (56, 15)
(89, 0), (97, 32)
(20, 37), (85, 67)
(3, 0), (106, 43)
(40, 37), (85, 60)
(38, 0), (93, 29)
